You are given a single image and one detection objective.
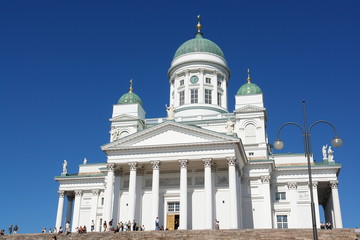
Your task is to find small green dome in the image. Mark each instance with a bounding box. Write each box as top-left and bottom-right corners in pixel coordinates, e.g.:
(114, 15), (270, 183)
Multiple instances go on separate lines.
(237, 82), (262, 95)
(118, 92), (142, 106)
(173, 33), (225, 60)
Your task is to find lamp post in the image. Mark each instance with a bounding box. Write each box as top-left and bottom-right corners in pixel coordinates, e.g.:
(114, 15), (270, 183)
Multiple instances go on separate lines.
(273, 101), (342, 240)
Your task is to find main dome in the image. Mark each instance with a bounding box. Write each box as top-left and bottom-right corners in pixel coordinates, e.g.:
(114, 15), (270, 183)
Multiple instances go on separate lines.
(173, 32), (225, 60)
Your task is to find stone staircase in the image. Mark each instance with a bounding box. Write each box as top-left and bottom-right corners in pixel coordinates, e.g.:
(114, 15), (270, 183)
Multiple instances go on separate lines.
(1, 229), (358, 240)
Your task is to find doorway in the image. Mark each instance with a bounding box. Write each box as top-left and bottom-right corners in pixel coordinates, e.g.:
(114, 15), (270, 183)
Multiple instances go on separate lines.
(166, 214), (180, 230)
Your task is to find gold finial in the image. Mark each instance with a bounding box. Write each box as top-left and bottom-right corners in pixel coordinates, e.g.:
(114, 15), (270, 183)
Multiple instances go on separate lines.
(129, 79), (133, 93)
(197, 15), (202, 33)
(247, 68), (251, 83)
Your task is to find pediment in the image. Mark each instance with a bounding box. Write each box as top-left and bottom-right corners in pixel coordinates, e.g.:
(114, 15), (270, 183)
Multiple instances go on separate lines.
(101, 121), (239, 151)
(235, 105), (265, 113)
(110, 114), (143, 122)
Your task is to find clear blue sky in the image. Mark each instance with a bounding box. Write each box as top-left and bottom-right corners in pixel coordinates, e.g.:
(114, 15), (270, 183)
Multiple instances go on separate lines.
(0, 0), (359, 233)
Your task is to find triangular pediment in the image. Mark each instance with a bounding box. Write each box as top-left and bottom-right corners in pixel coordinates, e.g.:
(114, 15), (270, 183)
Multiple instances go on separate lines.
(235, 105), (265, 113)
(101, 121), (239, 151)
(109, 114), (142, 122)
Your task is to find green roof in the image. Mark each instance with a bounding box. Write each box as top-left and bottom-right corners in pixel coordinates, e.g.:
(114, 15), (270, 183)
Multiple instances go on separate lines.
(237, 82), (262, 95)
(173, 32), (225, 59)
(118, 92), (142, 106)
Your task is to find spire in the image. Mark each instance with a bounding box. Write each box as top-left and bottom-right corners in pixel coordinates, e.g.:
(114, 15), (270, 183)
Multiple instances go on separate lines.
(197, 15), (202, 33)
(129, 79), (133, 93)
(247, 68), (251, 83)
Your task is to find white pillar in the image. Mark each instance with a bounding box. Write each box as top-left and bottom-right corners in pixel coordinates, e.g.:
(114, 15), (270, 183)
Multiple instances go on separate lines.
(261, 175), (272, 228)
(179, 159), (188, 230)
(312, 181), (320, 228)
(112, 171), (122, 224)
(103, 163), (115, 224)
(227, 157), (239, 229)
(330, 181), (343, 228)
(128, 161), (138, 223)
(90, 190), (99, 231)
(55, 190), (65, 230)
(151, 160), (160, 230)
(65, 196), (74, 224)
(287, 182), (298, 228)
(203, 158), (213, 229)
(71, 190), (82, 232)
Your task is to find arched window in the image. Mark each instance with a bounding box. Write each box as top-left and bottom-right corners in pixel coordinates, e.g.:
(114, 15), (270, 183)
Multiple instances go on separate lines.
(120, 131), (129, 138)
(245, 124), (256, 144)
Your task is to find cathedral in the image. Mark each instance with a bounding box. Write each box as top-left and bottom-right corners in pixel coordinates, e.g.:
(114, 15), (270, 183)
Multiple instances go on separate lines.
(55, 17), (342, 232)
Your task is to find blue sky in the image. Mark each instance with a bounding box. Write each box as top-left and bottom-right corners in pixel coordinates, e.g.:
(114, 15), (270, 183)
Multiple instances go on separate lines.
(0, 0), (359, 233)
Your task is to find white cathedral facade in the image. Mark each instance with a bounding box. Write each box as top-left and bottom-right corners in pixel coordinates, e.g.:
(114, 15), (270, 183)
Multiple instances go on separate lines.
(55, 18), (343, 232)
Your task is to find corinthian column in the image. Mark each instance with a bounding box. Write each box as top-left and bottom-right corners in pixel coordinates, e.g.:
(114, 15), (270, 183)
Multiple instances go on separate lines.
(203, 158), (213, 229)
(179, 159), (188, 230)
(151, 160), (160, 230)
(103, 163), (115, 223)
(90, 189), (99, 231)
(72, 190), (82, 232)
(128, 161), (138, 223)
(55, 190), (65, 230)
(330, 181), (343, 228)
(227, 157), (239, 229)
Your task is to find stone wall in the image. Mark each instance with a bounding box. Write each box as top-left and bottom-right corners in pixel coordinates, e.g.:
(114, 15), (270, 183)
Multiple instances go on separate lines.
(0, 228), (358, 240)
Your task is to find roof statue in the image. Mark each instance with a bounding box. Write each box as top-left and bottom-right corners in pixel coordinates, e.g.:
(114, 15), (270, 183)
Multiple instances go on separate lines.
(62, 160), (67, 175)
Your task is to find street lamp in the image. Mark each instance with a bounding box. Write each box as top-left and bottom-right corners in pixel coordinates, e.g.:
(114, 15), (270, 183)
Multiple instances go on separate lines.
(273, 101), (342, 240)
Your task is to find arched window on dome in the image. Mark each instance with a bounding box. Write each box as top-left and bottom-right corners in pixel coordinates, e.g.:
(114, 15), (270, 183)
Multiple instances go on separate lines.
(245, 124), (257, 144)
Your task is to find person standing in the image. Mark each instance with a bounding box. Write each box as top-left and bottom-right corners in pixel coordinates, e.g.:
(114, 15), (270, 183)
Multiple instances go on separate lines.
(91, 220), (95, 232)
(103, 221), (107, 232)
(8, 225), (13, 234)
(13, 225), (18, 234)
(155, 217), (159, 230)
(65, 221), (70, 235)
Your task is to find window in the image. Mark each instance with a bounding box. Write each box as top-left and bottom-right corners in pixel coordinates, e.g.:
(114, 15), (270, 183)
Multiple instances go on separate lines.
(180, 79), (184, 86)
(191, 89), (198, 103)
(248, 152), (254, 156)
(277, 215), (288, 229)
(275, 192), (286, 201)
(205, 77), (211, 84)
(245, 124), (256, 144)
(179, 91), (185, 106)
(217, 92), (222, 106)
(168, 202), (180, 212)
(205, 89), (212, 104)
(101, 198), (104, 205)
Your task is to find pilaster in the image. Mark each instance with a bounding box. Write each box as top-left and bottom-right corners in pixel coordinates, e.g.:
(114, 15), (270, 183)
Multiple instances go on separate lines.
(227, 157), (239, 229)
(72, 190), (82, 232)
(330, 180), (342, 228)
(151, 160), (160, 230)
(179, 159), (188, 230)
(203, 158), (213, 229)
(55, 190), (65, 230)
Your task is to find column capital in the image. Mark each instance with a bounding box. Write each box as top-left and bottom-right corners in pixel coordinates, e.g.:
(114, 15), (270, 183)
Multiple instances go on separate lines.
(330, 180), (338, 189)
(287, 182), (297, 190)
(261, 175), (270, 184)
(91, 189), (99, 196)
(74, 190), (82, 196)
(106, 163), (115, 171)
(179, 159), (188, 168)
(58, 190), (65, 197)
(151, 160), (161, 170)
(202, 158), (213, 168)
(128, 161), (138, 171)
(226, 156), (237, 167)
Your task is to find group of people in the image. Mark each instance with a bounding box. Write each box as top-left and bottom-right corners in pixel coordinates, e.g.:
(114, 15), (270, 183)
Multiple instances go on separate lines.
(7, 224), (19, 234)
(320, 221), (333, 230)
(102, 219), (145, 232)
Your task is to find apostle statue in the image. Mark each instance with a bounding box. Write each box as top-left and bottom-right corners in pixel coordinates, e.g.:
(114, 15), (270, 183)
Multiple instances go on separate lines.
(225, 119), (234, 135)
(83, 158), (87, 164)
(110, 127), (120, 141)
(322, 144), (328, 160)
(62, 160), (68, 174)
(165, 104), (175, 120)
(328, 146), (334, 162)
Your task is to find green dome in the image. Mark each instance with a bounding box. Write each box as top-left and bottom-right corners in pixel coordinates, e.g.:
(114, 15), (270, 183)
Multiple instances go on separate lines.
(173, 33), (225, 59)
(118, 92), (142, 106)
(237, 82), (262, 95)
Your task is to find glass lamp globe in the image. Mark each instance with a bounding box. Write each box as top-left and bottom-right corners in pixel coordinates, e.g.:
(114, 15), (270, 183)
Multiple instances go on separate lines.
(274, 139), (284, 150)
(332, 137), (343, 147)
